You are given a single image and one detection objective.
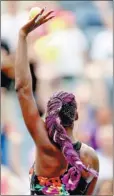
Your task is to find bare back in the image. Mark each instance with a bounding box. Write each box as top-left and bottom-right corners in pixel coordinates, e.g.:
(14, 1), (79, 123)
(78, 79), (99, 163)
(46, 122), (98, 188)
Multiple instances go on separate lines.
(35, 138), (99, 179)
(35, 142), (68, 177)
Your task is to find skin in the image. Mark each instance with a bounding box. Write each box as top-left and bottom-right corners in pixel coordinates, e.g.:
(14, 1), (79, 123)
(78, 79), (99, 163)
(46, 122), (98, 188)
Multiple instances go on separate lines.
(15, 8), (99, 195)
(97, 180), (113, 195)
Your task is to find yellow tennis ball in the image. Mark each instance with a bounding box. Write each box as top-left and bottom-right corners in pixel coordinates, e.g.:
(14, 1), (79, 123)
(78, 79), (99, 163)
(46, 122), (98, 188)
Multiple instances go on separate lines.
(29, 7), (41, 20)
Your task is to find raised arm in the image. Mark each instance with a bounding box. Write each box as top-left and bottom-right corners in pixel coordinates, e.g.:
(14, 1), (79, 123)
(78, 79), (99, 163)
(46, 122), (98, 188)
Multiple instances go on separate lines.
(15, 8), (54, 148)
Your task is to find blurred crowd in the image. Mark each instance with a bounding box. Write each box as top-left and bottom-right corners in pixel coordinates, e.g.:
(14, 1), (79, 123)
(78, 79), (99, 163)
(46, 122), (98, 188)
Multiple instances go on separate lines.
(1, 1), (113, 195)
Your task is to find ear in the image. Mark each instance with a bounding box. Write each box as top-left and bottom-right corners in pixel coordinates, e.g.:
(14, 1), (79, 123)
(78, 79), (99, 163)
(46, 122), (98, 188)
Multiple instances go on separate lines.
(75, 111), (78, 120)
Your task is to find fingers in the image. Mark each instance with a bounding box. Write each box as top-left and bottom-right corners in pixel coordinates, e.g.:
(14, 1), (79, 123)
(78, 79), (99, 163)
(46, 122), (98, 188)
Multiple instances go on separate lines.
(43, 16), (55, 24)
(40, 7), (46, 15)
(34, 8), (46, 23)
(32, 9), (55, 31)
(34, 8), (54, 24)
(43, 11), (54, 19)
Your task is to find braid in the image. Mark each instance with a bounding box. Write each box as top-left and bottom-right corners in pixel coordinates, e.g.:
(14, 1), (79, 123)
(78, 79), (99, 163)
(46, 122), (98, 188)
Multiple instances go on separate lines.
(46, 91), (98, 191)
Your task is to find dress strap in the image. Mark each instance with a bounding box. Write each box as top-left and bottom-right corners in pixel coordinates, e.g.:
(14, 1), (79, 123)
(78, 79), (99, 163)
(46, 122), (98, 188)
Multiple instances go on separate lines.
(73, 141), (82, 152)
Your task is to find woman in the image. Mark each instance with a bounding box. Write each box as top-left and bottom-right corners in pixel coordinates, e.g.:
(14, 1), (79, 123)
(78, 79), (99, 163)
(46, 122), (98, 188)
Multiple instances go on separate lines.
(15, 8), (99, 195)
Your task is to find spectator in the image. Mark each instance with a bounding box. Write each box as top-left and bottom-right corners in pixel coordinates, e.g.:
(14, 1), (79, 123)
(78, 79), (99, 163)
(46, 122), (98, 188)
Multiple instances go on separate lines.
(91, 29), (112, 60)
(90, 106), (112, 150)
(1, 40), (15, 90)
(1, 1), (113, 195)
(1, 40), (14, 166)
(96, 125), (113, 180)
(91, 1), (113, 60)
(1, 1), (28, 51)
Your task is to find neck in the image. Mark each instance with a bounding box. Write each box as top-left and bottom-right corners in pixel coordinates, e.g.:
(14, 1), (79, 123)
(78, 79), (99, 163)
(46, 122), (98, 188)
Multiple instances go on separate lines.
(65, 127), (75, 142)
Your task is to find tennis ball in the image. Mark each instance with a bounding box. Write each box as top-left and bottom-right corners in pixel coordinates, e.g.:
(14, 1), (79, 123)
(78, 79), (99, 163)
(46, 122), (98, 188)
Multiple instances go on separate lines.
(29, 7), (41, 20)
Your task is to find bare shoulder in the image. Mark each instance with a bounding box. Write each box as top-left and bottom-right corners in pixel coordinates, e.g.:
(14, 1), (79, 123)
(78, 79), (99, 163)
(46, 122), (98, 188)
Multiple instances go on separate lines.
(80, 143), (99, 172)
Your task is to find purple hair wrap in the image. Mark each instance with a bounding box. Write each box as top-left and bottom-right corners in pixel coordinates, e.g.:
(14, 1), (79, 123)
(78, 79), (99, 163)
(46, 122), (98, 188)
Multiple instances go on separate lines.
(46, 91), (98, 191)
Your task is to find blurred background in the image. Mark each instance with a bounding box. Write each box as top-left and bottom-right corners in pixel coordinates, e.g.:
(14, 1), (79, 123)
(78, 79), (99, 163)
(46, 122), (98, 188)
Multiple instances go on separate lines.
(1, 1), (113, 195)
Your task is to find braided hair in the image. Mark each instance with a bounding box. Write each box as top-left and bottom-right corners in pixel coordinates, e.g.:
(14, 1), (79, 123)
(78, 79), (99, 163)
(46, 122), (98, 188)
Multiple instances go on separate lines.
(46, 91), (98, 191)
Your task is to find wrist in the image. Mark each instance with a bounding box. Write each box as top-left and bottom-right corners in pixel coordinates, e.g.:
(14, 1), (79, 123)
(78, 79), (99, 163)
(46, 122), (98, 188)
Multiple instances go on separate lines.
(19, 29), (27, 39)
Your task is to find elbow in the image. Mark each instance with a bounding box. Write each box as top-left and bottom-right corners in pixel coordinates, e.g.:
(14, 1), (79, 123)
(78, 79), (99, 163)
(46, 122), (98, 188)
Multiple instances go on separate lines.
(15, 81), (32, 96)
(15, 81), (24, 93)
(15, 75), (28, 91)
(15, 86), (21, 93)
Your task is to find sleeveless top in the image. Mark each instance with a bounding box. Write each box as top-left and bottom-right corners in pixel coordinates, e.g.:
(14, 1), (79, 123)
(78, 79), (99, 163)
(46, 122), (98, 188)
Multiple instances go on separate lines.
(68, 141), (90, 195)
(30, 141), (91, 195)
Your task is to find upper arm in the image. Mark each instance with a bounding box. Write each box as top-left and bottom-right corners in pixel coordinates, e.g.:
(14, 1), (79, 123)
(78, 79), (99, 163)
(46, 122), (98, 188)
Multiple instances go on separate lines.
(80, 144), (99, 194)
(80, 144), (99, 172)
(16, 85), (54, 150)
(86, 146), (99, 194)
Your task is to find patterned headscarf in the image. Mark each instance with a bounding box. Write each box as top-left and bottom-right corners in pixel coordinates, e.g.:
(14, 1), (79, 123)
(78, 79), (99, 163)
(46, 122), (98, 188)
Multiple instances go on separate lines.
(46, 91), (98, 191)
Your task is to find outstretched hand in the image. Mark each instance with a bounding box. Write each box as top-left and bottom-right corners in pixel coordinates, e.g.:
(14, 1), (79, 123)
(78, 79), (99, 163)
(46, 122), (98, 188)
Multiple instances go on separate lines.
(21, 8), (54, 37)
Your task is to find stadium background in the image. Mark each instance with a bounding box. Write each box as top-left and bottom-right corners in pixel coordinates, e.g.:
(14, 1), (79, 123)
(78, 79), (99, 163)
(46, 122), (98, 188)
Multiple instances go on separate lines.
(1, 1), (113, 195)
